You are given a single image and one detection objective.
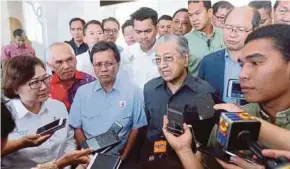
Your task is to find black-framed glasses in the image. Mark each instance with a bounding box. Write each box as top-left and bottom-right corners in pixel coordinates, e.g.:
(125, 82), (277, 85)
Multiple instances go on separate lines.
(223, 24), (253, 34)
(28, 75), (51, 90)
(214, 14), (225, 22)
(93, 61), (117, 69)
(104, 28), (118, 34)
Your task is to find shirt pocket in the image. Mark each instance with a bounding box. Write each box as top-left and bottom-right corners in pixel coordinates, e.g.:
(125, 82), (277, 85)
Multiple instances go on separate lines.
(82, 113), (102, 136)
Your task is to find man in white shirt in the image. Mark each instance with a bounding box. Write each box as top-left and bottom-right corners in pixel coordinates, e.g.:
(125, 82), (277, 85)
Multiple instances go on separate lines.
(121, 7), (160, 91)
(76, 20), (104, 76)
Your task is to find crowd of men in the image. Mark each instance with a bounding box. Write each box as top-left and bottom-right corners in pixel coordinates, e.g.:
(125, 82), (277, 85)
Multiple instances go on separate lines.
(1, 0), (290, 169)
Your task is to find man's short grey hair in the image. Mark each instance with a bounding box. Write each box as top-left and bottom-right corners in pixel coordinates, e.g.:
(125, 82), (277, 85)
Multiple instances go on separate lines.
(47, 42), (75, 63)
(157, 34), (190, 57)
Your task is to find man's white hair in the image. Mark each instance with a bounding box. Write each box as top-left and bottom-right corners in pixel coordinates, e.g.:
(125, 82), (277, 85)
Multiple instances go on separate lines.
(47, 42), (75, 63)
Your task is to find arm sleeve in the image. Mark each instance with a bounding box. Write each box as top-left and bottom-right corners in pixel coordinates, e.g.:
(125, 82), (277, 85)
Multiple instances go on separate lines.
(69, 89), (82, 129)
(132, 88), (148, 129)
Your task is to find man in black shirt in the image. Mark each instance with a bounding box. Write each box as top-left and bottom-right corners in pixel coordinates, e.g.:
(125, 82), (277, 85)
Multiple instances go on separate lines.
(65, 18), (88, 55)
(140, 34), (218, 169)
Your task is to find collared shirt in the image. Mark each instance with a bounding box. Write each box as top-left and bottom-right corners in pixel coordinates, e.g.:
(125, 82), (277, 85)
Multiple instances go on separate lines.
(76, 50), (94, 77)
(2, 98), (76, 169)
(69, 76), (148, 155)
(223, 50), (242, 104)
(121, 43), (160, 91)
(185, 28), (224, 76)
(1, 43), (36, 60)
(50, 71), (95, 111)
(243, 103), (290, 130)
(65, 39), (88, 55)
(144, 75), (216, 144)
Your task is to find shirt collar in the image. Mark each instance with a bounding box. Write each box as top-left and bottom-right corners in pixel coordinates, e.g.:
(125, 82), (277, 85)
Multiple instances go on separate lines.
(139, 40), (156, 56)
(12, 99), (48, 119)
(154, 74), (198, 92)
(93, 75), (122, 92)
(255, 104), (290, 126)
(13, 42), (28, 49)
(51, 71), (85, 84)
(196, 26), (216, 39)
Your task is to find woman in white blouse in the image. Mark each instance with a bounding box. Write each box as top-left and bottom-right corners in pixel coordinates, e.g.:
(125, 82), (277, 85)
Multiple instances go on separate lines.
(1, 56), (76, 169)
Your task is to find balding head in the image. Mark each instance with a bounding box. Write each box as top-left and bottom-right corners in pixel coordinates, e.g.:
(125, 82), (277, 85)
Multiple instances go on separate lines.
(223, 7), (261, 52)
(225, 6), (261, 30)
(48, 42), (77, 81)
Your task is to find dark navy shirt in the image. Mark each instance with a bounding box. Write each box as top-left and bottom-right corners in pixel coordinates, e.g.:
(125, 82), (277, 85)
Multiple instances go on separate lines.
(144, 74), (218, 145)
(65, 39), (89, 55)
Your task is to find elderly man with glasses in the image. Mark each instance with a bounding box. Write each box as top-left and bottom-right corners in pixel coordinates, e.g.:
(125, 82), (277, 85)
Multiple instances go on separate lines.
(198, 6), (261, 105)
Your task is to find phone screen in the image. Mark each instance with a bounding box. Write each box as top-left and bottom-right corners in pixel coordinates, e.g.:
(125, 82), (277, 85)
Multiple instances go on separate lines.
(86, 138), (101, 151)
(167, 104), (184, 136)
(109, 122), (123, 134)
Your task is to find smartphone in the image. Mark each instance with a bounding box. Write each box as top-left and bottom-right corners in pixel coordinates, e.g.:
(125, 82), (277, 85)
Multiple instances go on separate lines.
(194, 93), (216, 120)
(108, 121), (123, 134)
(227, 79), (245, 99)
(167, 104), (184, 136)
(82, 130), (121, 153)
(197, 145), (235, 163)
(36, 118), (66, 136)
(188, 125), (197, 153)
(87, 153), (122, 169)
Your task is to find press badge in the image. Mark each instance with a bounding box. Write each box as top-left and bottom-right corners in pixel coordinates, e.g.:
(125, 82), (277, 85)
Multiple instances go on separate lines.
(153, 140), (167, 153)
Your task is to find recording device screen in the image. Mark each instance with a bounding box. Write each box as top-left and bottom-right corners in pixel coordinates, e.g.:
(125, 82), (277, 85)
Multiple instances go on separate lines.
(108, 121), (123, 134)
(227, 80), (244, 99)
(82, 131), (121, 153)
(89, 153), (122, 169)
(36, 118), (66, 135)
(167, 104), (184, 136)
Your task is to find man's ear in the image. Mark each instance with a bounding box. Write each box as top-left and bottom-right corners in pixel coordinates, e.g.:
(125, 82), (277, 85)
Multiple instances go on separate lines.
(47, 61), (54, 71)
(184, 54), (189, 67)
(208, 8), (213, 19)
(287, 62), (290, 79)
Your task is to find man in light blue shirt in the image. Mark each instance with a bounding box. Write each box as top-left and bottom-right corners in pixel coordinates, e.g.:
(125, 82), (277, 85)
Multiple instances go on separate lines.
(223, 50), (242, 104)
(69, 41), (147, 160)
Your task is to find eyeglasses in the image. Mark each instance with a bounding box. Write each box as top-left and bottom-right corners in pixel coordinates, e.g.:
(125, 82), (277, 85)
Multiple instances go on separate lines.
(223, 24), (253, 34)
(214, 14), (225, 22)
(152, 55), (175, 65)
(93, 61), (117, 69)
(28, 75), (51, 90)
(104, 29), (118, 34)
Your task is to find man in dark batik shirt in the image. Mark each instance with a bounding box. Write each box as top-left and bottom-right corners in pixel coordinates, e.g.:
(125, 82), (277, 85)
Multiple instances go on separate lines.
(48, 42), (95, 111)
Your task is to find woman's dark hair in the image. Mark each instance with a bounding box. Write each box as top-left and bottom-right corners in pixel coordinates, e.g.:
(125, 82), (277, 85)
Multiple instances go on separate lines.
(1, 99), (16, 139)
(90, 41), (120, 63)
(245, 24), (290, 62)
(2, 56), (45, 99)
